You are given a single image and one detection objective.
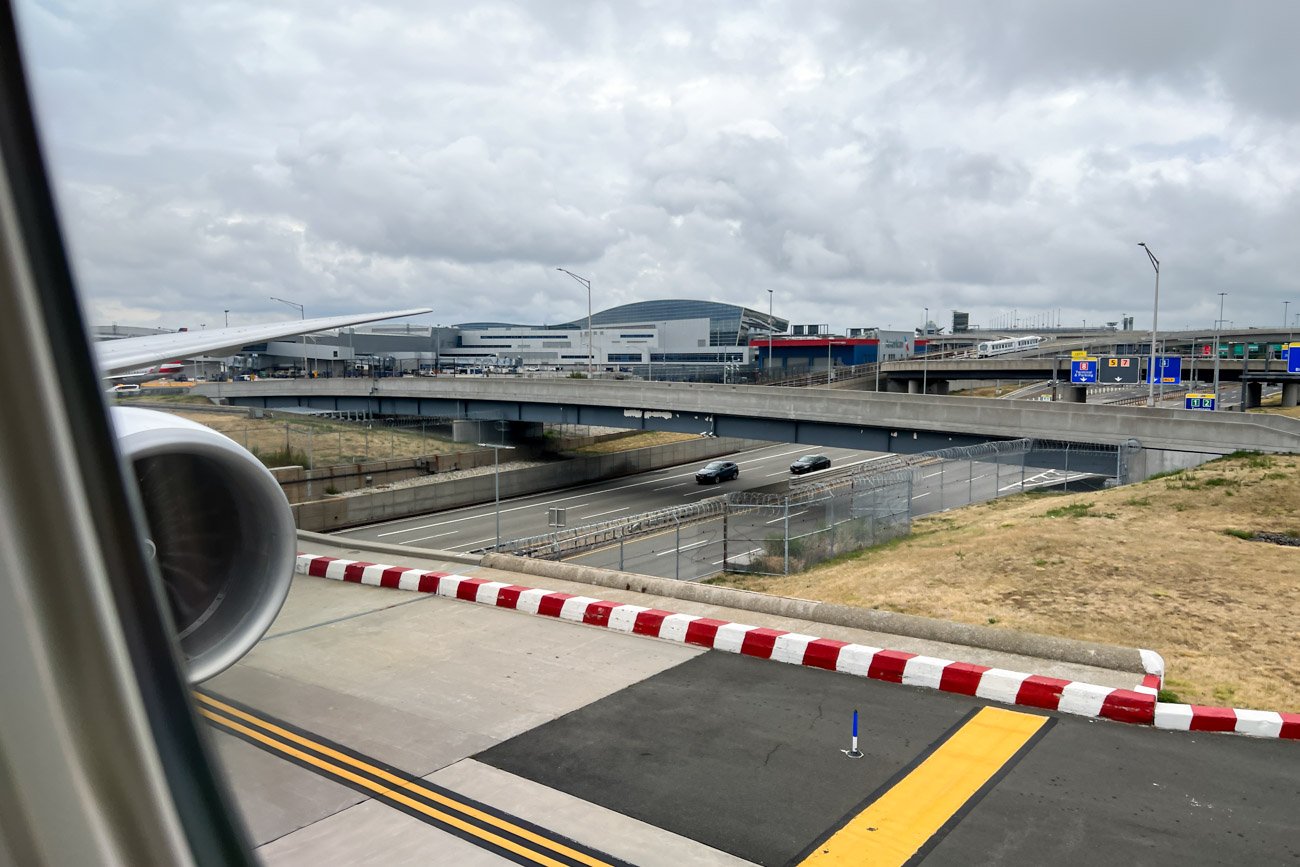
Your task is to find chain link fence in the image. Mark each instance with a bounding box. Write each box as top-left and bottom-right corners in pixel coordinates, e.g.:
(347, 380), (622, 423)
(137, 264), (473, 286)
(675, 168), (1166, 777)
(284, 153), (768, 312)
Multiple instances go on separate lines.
(495, 437), (1127, 580)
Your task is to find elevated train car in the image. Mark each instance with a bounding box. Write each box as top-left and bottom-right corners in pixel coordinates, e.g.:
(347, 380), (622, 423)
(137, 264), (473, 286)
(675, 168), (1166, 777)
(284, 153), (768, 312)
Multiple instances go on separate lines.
(975, 335), (1043, 357)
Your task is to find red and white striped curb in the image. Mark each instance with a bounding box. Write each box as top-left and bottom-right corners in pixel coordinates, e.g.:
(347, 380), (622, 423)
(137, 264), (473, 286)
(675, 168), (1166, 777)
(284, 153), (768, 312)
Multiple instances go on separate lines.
(1154, 704), (1300, 739)
(294, 554), (1298, 740)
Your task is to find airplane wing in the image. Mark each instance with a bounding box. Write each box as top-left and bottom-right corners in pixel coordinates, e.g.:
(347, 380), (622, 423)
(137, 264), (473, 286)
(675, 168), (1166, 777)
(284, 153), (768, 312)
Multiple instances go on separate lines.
(94, 307), (433, 375)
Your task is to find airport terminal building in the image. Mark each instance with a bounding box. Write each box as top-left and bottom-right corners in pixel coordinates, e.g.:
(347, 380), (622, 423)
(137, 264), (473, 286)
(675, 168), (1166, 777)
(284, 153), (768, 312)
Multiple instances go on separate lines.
(97, 300), (792, 380)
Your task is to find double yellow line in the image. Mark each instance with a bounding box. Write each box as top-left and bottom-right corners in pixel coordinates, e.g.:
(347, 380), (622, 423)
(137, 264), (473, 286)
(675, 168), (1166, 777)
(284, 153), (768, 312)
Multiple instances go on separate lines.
(195, 692), (627, 867)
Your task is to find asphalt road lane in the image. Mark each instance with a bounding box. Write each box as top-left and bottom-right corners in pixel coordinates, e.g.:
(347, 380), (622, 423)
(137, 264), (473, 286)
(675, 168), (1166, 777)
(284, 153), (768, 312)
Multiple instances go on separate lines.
(337, 443), (890, 551)
(477, 651), (1300, 866)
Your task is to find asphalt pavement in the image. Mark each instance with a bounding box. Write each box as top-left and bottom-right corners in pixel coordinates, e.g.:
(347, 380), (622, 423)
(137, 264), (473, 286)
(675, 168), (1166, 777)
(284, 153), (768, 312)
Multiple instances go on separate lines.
(336, 442), (892, 552)
(209, 570), (1300, 866)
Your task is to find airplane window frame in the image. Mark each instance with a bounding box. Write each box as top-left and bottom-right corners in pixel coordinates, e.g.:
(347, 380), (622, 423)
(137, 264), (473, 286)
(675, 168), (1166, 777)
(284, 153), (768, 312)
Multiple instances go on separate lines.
(0, 4), (253, 863)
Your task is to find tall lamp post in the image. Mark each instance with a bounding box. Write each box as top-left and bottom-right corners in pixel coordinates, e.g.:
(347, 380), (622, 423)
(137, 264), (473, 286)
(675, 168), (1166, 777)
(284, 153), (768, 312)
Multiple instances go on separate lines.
(922, 306), (929, 395)
(1137, 243), (1160, 407)
(224, 308), (230, 328)
(767, 289), (774, 377)
(478, 439), (516, 550)
(556, 268), (593, 377)
(269, 296), (306, 377)
(1213, 292), (1227, 408)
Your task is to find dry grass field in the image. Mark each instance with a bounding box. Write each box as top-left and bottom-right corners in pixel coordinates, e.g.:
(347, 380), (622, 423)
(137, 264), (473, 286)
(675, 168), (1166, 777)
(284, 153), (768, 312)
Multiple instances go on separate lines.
(568, 431), (700, 455)
(713, 453), (1300, 712)
(164, 410), (460, 466)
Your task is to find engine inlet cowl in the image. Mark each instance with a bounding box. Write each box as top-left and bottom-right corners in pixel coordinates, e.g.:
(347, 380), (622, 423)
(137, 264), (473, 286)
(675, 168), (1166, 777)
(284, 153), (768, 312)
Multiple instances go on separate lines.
(112, 407), (295, 682)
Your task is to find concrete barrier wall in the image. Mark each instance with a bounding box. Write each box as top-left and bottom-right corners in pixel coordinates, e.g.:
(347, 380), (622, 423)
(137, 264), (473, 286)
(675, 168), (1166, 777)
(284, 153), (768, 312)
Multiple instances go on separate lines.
(294, 527), (1144, 675)
(272, 449), (505, 502)
(477, 552), (1147, 675)
(292, 435), (769, 531)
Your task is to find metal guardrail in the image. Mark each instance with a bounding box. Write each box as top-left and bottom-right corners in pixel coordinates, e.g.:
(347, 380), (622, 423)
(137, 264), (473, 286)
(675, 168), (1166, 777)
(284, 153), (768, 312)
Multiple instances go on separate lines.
(492, 495), (728, 558)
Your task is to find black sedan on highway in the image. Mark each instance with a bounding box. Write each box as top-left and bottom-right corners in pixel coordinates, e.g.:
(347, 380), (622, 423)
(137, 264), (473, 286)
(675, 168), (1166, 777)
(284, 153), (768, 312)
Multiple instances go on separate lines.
(695, 460), (740, 484)
(790, 454), (832, 475)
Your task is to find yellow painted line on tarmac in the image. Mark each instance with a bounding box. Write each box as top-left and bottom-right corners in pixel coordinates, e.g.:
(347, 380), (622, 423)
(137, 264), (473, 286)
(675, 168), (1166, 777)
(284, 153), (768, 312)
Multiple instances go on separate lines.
(196, 692), (619, 867)
(800, 706), (1051, 866)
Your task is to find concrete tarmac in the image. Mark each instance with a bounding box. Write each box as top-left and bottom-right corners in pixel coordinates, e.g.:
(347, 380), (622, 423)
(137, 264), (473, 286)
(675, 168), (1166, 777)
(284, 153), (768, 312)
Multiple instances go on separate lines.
(205, 551), (1299, 865)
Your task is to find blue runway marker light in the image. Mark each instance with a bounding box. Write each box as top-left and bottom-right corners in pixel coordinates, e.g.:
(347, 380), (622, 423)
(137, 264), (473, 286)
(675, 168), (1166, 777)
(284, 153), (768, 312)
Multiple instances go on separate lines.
(842, 708), (864, 759)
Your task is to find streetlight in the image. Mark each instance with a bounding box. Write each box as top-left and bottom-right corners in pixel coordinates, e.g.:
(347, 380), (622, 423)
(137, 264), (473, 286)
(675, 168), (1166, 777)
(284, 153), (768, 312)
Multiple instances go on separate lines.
(1213, 292), (1227, 408)
(477, 439), (517, 550)
(1137, 243), (1160, 407)
(922, 306), (929, 395)
(224, 308), (230, 328)
(556, 268), (593, 377)
(767, 289), (774, 377)
(1285, 300), (1292, 341)
(270, 296), (306, 377)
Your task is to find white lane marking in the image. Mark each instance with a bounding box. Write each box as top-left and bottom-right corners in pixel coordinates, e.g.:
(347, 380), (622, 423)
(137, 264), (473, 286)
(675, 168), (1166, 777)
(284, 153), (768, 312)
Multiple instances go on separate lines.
(369, 445), (798, 537)
(583, 507), (628, 519)
(713, 548), (762, 565)
(449, 536), (497, 550)
(399, 530), (459, 545)
(924, 470), (944, 478)
(655, 538), (711, 556)
(370, 443), (891, 539)
(655, 484), (687, 491)
(911, 491), (932, 500)
(766, 510), (808, 524)
(766, 470), (790, 477)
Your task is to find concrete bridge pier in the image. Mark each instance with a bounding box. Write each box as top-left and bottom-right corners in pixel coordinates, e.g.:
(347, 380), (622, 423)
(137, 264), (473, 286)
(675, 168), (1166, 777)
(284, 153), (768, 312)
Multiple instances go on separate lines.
(1240, 381), (1263, 410)
(1282, 382), (1299, 408)
(907, 379), (921, 395)
(1065, 386), (1088, 403)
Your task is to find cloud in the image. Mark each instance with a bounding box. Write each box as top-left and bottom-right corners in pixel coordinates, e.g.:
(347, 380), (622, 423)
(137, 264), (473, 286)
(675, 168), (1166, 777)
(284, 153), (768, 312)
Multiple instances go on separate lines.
(13, 0), (1300, 334)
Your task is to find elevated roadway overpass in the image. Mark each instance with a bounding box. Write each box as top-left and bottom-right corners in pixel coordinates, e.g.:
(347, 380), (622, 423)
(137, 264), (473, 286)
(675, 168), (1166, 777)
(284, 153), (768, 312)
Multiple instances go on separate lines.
(204, 378), (1300, 463)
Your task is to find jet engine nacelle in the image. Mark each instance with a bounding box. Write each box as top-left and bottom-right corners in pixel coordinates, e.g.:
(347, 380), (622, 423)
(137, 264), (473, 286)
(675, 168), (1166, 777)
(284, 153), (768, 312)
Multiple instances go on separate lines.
(111, 407), (296, 682)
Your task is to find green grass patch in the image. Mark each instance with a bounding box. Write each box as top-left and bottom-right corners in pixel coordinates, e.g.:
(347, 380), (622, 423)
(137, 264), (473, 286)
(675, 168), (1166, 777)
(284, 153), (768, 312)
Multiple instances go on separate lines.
(1157, 689), (1182, 704)
(1221, 528), (1254, 540)
(1044, 502), (1094, 518)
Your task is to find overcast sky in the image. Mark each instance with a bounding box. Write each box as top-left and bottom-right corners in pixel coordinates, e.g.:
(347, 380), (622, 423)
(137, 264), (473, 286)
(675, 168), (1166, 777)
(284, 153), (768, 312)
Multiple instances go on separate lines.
(15, 1), (1300, 336)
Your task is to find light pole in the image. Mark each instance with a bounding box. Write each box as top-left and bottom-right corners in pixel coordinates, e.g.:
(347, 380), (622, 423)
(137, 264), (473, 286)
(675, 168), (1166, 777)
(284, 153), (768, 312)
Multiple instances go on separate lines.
(556, 268), (593, 377)
(1213, 292), (1226, 408)
(477, 440), (516, 550)
(1285, 300), (1292, 341)
(1138, 243), (1160, 407)
(922, 306), (929, 395)
(270, 296), (306, 377)
(767, 289), (774, 378)
(224, 308), (230, 328)
(826, 331), (833, 388)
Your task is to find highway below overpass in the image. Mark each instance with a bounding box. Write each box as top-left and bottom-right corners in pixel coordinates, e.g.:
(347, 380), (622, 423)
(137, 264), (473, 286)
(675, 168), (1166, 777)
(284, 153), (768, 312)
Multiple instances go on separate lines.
(336, 442), (1100, 582)
(335, 442), (886, 553)
(205, 377), (1300, 457)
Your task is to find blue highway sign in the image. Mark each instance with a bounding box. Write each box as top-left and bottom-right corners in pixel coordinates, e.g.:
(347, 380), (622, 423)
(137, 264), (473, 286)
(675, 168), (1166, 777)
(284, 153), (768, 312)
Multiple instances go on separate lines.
(1146, 355), (1183, 384)
(1070, 359), (1098, 384)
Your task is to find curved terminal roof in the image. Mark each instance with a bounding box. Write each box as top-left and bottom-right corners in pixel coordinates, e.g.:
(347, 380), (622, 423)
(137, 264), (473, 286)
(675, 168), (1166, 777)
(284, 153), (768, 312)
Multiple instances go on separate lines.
(456, 299), (787, 341)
